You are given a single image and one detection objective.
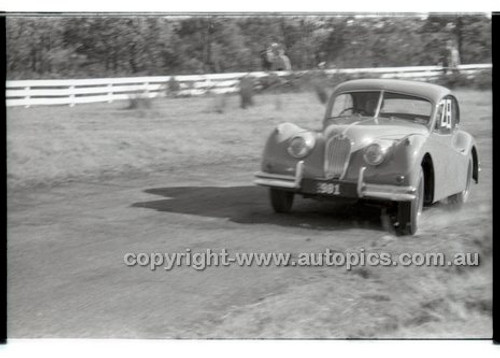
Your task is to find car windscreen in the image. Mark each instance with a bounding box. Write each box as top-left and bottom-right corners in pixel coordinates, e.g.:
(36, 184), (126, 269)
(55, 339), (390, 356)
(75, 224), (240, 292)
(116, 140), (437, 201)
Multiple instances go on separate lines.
(379, 92), (432, 124)
(329, 91), (381, 119)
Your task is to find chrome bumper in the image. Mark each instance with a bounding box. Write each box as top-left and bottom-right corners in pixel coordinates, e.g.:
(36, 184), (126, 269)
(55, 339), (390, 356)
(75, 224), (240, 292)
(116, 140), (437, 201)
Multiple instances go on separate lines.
(356, 167), (417, 201)
(254, 163), (416, 202)
(254, 161), (304, 189)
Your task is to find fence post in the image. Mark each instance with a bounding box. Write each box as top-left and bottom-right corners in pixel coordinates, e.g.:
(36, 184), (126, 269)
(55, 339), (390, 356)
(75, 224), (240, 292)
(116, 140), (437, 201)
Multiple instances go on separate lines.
(24, 86), (31, 108)
(69, 85), (75, 107)
(144, 82), (150, 98)
(205, 79), (213, 95)
(107, 83), (113, 103)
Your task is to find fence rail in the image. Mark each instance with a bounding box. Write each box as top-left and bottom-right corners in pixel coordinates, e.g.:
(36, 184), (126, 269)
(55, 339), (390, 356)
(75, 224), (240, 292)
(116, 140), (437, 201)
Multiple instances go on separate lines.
(6, 64), (492, 108)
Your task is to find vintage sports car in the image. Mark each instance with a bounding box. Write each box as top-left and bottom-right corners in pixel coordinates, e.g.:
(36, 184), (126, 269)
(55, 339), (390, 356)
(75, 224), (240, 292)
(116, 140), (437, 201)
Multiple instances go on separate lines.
(255, 79), (479, 235)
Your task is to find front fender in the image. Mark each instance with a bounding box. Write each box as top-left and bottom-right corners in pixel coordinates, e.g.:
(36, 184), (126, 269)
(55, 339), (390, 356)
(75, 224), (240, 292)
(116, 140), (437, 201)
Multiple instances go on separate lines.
(261, 123), (328, 178)
(260, 123), (303, 175)
(343, 134), (429, 188)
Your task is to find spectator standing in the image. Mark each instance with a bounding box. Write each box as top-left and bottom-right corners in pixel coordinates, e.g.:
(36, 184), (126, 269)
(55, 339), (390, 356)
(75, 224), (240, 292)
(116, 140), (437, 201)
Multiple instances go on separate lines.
(446, 40), (461, 73)
(275, 48), (292, 71)
(263, 43), (292, 72)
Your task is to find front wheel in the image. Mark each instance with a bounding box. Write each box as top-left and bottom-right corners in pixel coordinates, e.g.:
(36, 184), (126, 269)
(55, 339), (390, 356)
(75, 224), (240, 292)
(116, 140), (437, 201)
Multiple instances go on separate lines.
(396, 169), (424, 236)
(269, 188), (294, 213)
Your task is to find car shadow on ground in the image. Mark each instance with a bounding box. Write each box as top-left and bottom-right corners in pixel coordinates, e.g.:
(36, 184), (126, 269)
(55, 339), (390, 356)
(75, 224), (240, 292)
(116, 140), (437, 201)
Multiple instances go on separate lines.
(132, 186), (391, 232)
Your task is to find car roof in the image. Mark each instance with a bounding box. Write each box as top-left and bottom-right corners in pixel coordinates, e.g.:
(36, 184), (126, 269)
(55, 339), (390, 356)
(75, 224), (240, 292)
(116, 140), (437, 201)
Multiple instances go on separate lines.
(333, 79), (452, 103)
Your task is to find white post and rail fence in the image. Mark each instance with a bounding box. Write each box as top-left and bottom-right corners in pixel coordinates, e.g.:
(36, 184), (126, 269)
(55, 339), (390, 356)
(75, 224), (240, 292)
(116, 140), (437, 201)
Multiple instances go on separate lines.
(6, 64), (492, 108)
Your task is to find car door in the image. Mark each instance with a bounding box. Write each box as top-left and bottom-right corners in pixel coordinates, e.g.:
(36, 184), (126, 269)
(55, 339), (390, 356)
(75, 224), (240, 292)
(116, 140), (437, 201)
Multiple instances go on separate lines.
(427, 95), (466, 200)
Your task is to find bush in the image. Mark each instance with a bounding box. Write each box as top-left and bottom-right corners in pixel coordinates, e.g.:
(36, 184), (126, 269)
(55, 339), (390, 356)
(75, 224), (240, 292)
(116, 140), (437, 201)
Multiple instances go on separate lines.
(470, 70), (492, 90)
(434, 72), (470, 89)
(212, 94), (228, 113)
(255, 70), (347, 97)
(311, 78), (328, 104)
(433, 69), (491, 90)
(256, 73), (284, 93)
(167, 76), (181, 97)
(126, 91), (152, 110)
(239, 77), (255, 109)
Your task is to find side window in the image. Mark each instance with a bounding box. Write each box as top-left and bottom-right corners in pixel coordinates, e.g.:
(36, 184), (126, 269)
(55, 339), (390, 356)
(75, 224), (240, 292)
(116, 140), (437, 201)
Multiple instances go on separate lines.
(435, 96), (457, 134)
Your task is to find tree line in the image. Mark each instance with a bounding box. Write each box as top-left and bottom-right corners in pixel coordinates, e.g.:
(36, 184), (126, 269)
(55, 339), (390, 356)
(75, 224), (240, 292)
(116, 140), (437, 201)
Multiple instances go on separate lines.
(6, 14), (491, 80)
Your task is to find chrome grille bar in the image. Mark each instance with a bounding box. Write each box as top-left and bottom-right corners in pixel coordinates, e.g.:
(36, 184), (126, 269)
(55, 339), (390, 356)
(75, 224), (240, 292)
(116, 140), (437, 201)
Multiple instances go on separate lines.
(324, 135), (351, 179)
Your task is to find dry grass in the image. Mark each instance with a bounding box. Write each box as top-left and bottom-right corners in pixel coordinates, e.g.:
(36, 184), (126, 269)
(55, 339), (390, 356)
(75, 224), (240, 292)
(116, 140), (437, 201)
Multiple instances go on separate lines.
(7, 92), (325, 189)
(201, 262), (491, 338)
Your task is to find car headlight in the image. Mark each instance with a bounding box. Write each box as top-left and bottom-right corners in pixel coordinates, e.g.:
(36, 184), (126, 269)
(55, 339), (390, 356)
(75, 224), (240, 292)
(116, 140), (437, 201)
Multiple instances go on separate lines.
(287, 132), (316, 158)
(363, 141), (392, 166)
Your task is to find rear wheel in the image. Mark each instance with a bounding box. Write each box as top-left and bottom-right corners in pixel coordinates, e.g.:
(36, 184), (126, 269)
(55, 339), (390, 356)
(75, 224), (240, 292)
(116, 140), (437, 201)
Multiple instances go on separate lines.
(269, 188), (294, 213)
(396, 169), (424, 236)
(448, 155), (473, 207)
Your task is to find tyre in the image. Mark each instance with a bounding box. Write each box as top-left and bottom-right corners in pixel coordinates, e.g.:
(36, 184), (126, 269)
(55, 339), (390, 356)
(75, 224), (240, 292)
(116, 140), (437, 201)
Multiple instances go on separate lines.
(396, 168), (424, 236)
(448, 155), (473, 207)
(269, 188), (294, 213)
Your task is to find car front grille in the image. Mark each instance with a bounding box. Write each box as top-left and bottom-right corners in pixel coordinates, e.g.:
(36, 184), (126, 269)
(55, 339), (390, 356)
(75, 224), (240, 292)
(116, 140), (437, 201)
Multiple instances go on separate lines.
(324, 135), (351, 179)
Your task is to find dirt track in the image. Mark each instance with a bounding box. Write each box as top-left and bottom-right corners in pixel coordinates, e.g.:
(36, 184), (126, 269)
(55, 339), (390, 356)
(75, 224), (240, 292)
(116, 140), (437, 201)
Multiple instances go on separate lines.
(8, 156), (492, 338)
(7, 90), (492, 338)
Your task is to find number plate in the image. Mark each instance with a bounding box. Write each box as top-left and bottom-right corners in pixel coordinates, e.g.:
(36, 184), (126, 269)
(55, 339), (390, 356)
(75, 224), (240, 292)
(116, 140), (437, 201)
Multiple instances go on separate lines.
(316, 182), (341, 195)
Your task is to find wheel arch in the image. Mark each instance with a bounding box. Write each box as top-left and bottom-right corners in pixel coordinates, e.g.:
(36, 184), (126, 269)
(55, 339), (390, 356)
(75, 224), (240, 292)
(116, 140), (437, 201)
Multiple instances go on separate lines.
(471, 145), (479, 184)
(421, 153), (435, 205)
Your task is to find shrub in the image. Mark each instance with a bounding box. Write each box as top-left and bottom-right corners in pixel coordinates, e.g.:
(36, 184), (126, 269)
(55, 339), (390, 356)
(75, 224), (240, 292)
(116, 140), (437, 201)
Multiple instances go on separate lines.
(311, 78), (328, 104)
(434, 72), (470, 89)
(470, 70), (492, 90)
(257, 73), (283, 93)
(167, 76), (181, 97)
(433, 69), (491, 90)
(126, 91), (152, 110)
(212, 94), (228, 113)
(239, 77), (255, 109)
